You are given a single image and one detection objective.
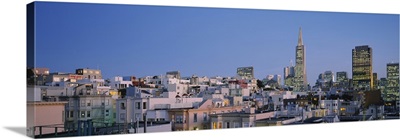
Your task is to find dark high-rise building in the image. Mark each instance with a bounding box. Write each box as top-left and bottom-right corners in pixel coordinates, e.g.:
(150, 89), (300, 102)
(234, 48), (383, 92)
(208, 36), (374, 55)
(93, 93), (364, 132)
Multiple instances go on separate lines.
(336, 71), (349, 89)
(373, 73), (378, 90)
(379, 77), (387, 93)
(352, 45), (373, 91)
(237, 66), (254, 79)
(386, 62), (399, 101)
(294, 27), (307, 92)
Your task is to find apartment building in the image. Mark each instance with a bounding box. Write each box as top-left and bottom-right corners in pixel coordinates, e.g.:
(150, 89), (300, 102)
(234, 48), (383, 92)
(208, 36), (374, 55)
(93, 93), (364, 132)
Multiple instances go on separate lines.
(168, 99), (245, 131)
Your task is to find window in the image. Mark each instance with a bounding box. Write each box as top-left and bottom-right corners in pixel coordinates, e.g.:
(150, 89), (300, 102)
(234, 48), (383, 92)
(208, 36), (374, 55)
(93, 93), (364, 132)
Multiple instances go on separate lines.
(136, 102), (141, 109)
(70, 111), (74, 118)
(87, 111), (91, 117)
(106, 110), (109, 116)
(121, 103), (126, 110)
(87, 102), (91, 106)
(80, 100), (86, 107)
(106, 100), (109, 105)
(212, 122), (217, 129)
(176, 116), (183, 124)
(81, 111), (85, 118)
(62, 111), (65, 122)
(143, 102), (147, 109)
(135, 113), (141, 120)
(193, 113), (197, 122)
(234, 122), (240, 128)
(120, 113), (126, 121)
(226, 122), (230, 128)
(243, 122), (250, 127)
(203, 112), (207, 121)
(69, 100), (75, 107)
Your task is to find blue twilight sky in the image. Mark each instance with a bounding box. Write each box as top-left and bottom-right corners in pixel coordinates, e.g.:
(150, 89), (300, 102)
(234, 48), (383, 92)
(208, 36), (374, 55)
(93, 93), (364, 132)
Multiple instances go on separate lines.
(34, 2), (399, 85)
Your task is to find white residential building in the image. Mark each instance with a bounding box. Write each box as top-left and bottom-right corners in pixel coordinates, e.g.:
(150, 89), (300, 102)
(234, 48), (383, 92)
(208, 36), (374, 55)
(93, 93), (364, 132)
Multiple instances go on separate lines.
(319, 99), (341, 116)
(116, 91), (203, 123)
(109, 76), (132, 89)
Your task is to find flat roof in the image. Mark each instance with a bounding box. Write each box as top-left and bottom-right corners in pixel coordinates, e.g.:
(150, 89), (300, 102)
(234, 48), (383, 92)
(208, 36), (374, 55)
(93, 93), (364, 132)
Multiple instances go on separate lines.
(256, 117), (296, 122)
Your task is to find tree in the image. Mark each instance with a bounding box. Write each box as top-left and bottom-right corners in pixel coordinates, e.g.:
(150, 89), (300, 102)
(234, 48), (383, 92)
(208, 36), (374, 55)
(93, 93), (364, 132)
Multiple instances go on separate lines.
(257, 79), (264, 89)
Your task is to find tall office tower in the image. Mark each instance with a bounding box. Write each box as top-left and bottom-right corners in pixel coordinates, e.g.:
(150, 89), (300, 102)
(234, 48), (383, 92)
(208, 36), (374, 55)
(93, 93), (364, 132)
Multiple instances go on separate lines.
(284, 60), (295, 86)
(352, 45), (373, 91)
(266, 74), (282, 86)
(294, 27), (307, 92)
(324, 71), (335, 83)
(315, 71), (335, 89)
(373, 73), (378, 90)
(336, 71), (349, 88)
(386, 62), (399, 101)
(237, 66), (254, 79)
(379, 77), (387, 93)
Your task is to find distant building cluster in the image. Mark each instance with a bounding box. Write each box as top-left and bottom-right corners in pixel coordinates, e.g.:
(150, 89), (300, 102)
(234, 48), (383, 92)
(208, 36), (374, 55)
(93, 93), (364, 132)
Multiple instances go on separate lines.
(26, 28), (399, 138)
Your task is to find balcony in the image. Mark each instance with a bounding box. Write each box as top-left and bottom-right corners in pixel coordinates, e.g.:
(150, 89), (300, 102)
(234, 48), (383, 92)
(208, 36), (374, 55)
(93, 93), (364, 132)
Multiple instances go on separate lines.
(170, 103), (193, 109)
(154, 103), (193, 110)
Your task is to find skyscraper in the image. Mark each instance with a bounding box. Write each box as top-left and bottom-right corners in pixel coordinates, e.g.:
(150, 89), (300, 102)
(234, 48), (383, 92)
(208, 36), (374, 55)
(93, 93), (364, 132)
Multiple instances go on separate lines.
(266, 74), (282, 86)
(237, 66), (254, 79)
(284, 64), (295, 78)
(386, 62), (399, 101)
(294, 27), (307, 91)
(373, 73), (378, 90)
(284, 60), (295, 87)
(336, 71), (349, 88)
(352, 45), (373, 91)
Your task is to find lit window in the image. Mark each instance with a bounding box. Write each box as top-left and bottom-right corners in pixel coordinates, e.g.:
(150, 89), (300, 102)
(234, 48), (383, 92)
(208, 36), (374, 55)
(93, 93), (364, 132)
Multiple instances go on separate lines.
(81, 111), (85, 118)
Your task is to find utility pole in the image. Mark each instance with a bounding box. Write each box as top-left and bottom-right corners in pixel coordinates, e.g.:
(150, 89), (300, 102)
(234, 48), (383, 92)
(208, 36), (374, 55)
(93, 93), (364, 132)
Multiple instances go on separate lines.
(144, 113), (147, 133)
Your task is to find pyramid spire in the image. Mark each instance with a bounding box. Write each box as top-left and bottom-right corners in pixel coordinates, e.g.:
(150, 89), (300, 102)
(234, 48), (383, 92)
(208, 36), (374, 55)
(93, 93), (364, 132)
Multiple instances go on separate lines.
(298, 27), (303, 46)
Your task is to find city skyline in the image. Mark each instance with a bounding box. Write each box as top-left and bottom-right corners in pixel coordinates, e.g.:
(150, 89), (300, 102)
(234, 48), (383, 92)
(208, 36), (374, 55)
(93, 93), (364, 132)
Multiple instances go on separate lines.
(34, 2), (399, 86)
